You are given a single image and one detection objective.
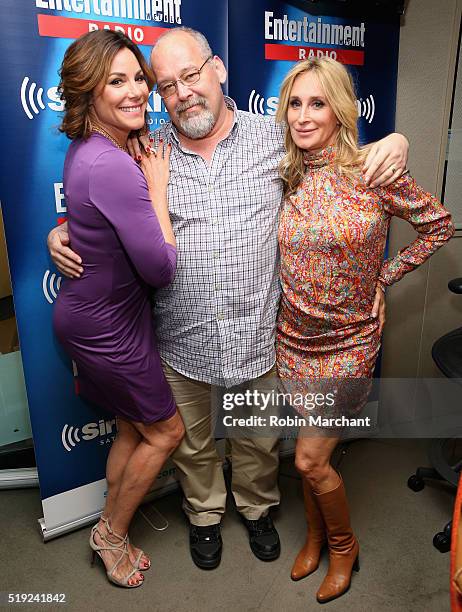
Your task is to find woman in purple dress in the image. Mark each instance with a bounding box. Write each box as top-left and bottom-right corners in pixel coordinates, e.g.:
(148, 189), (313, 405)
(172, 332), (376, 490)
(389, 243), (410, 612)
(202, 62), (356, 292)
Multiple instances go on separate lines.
(53, 30), (184, 588)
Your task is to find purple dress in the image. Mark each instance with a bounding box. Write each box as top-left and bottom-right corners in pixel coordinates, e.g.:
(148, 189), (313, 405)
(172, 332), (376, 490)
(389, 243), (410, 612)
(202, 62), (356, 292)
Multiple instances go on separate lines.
(53, 134), (177, 424)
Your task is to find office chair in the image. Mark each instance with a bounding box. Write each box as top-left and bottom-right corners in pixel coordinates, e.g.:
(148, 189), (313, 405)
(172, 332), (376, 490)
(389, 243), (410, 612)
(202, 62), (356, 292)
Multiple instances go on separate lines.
(407, 277), (462, 553)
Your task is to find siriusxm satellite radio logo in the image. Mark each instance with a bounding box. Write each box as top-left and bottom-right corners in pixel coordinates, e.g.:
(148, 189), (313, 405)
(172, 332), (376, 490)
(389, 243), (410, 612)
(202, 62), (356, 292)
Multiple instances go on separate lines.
(20, 76), (64, 120)
(248, 89), (376, 123)
(248, 90), (279, 115)
(61, 418), (117, 452)
(356, 95), (375, 124)
(42, 269), (62, 304)
(21, 76), (165, 121)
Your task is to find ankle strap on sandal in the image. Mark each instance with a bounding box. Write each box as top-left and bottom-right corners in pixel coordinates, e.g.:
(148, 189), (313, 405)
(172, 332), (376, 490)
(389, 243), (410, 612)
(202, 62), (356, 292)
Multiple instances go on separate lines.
(99, 517), (129, 548)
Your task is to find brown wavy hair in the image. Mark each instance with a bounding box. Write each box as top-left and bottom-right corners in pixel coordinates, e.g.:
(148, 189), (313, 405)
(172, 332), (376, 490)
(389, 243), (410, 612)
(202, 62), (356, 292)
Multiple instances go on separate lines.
(58, 30), (155, 140)
(276, 57), (371, 197)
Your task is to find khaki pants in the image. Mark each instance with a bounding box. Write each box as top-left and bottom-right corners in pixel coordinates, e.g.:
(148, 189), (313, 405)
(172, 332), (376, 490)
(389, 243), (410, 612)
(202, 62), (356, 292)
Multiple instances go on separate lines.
(162, 362), (280, 526)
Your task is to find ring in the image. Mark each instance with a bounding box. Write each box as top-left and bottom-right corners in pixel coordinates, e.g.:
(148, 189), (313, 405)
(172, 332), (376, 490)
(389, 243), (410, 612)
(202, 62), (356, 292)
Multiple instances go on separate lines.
(390, 165), (396, 174)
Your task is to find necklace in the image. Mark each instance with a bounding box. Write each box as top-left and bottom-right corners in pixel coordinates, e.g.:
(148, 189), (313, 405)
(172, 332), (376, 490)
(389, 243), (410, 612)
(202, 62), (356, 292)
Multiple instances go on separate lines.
(91, 124), (128, 153)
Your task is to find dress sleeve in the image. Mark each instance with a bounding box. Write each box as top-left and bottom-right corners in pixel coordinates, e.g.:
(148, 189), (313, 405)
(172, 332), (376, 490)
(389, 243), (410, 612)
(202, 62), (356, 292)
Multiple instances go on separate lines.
(88, 150), (176, 288)
(375, 173), (454, 288)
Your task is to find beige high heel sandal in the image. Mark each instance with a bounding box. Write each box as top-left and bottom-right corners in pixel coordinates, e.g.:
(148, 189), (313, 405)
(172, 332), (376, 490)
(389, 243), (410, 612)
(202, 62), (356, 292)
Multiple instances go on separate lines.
(89, 521), (144, 588)
(100, 516), (151, 571)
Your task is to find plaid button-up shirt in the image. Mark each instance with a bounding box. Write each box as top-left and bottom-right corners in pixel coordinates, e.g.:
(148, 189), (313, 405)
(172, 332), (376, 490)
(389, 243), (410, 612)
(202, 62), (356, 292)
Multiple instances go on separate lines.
(152, 97), (285, 387)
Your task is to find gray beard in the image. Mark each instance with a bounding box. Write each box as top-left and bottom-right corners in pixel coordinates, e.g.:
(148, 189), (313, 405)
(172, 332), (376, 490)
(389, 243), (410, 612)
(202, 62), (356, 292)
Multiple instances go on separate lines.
(175, 97), (216, 139)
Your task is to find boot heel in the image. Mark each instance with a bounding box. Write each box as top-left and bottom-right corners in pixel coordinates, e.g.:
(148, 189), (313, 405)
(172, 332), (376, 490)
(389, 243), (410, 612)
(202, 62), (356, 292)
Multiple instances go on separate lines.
(353, 556), (360, 572)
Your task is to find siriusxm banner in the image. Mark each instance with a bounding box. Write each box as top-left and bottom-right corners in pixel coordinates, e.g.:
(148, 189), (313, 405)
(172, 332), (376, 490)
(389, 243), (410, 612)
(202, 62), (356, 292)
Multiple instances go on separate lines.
(229, 1), (399, 144)
(0, 0), (227, 539)
(0, 0), (399, 538)
(228, 0), (400, 387)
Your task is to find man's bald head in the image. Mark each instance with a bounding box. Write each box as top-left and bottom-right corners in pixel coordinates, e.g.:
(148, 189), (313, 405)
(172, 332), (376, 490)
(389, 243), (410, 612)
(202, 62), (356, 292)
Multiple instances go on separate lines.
(151, 27), (212, 71)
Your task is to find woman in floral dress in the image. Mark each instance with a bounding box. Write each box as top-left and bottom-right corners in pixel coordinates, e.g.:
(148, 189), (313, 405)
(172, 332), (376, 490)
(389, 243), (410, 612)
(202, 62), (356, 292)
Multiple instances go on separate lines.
(275, 57), (454, 603)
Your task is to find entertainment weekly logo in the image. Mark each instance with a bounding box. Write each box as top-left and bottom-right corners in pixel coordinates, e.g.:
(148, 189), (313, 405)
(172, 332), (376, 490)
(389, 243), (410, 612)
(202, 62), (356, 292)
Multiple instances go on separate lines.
(20, 76), (165, 120)
(248, 90), (376, 124)
(35, 0), (183, 26)
(34, 2), (183, 51)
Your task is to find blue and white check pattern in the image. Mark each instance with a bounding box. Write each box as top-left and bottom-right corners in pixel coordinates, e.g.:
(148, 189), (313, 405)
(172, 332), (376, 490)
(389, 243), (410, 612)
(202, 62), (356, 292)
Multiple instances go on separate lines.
(151, 97), (285, 387)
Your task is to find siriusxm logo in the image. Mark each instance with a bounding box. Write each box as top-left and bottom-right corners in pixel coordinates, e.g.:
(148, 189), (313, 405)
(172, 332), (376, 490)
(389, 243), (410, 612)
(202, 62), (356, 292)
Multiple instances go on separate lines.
(20, 76), (64, 120)
(248, 90), (279, 116)
(248, 90), (376, 123)
(61, 418), (117, 452)
(42, 269), (62, 304)
(356, 95), (375, 124)
(21, 76), (165, 120)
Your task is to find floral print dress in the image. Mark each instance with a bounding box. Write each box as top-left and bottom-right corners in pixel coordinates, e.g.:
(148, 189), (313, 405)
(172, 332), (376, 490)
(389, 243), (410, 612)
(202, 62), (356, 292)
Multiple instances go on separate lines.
(276, 146), (454, 388)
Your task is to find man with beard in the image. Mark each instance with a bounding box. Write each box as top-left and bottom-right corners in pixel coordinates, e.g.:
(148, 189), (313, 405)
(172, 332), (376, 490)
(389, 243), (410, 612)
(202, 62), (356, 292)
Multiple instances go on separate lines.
(48, 27), (409, 569)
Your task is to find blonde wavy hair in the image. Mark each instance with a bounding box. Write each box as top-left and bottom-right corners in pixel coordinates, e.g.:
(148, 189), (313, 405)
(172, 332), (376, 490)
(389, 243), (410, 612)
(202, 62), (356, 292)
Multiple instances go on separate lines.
(276, 57), (370, 196)
(58, 30), (155, 140)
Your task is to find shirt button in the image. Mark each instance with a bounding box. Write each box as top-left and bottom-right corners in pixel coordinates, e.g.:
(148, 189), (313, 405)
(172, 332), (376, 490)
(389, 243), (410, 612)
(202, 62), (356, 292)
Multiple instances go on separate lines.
(217, 313), (224, 321)
(211, 219), (217, 225)
(215, 284), (221, 291)
(213, 251), (219, 259)
(208, 185), (214, 192)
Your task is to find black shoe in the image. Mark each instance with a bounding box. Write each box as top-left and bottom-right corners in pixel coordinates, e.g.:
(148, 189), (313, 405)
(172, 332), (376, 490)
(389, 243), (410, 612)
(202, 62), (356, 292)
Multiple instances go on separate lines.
(189, 523), (222, 569)
(240, 514), (280, 561)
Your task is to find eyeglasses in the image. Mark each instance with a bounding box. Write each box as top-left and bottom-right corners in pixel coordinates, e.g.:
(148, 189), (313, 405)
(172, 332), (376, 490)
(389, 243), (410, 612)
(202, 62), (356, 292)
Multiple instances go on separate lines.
(156, 56), (213, 99)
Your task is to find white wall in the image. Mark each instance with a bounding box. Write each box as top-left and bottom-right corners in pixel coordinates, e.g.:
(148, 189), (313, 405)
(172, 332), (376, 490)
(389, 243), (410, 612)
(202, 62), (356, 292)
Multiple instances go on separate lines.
(381, 0), (462, 378)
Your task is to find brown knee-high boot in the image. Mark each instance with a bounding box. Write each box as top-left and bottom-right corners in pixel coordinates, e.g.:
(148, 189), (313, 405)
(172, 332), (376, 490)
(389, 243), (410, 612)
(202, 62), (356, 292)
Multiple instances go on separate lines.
(291, 478), (326, 580)
(314, 474), (359, 603)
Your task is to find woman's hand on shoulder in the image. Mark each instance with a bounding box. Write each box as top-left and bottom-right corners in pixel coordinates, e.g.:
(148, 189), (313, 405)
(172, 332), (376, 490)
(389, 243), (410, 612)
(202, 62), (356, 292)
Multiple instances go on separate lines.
(363, 133), (409, 188)
(139, 139), (172, 196)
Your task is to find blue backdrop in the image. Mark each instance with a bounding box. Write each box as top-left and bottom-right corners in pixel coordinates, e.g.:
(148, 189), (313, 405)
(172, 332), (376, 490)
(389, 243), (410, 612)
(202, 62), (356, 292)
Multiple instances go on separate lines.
(0, 0), (228, 520)
(229, 1), (399, 144)
(0, 0), (399, 533)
